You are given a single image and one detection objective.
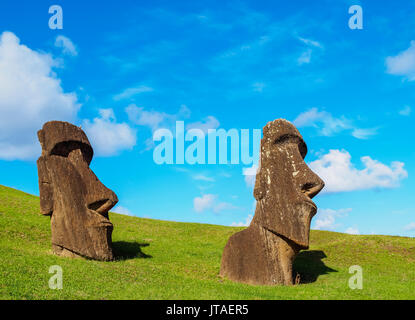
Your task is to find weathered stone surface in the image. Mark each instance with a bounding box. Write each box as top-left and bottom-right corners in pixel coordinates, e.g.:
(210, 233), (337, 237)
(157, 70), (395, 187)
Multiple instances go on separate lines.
(220, 119), (324, 285)
(37, 121), (118, 261)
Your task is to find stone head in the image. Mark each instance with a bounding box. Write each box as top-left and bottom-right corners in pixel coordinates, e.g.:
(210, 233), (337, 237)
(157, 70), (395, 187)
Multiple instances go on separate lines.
(252, 119), (324, 249)
(37, 121), (118, 260)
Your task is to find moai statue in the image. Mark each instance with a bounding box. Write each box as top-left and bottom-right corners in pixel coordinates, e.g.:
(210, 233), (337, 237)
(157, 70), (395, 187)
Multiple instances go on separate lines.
(37, 121), (118, 261)
(220, 119), (325, 285)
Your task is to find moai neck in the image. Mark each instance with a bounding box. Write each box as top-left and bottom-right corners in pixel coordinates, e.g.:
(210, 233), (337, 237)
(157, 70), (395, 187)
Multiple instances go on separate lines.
(255, 224), (301, 285)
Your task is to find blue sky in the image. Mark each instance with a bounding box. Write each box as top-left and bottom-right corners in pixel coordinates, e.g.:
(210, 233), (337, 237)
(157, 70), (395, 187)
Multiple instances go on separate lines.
(0, 0), (414, 236)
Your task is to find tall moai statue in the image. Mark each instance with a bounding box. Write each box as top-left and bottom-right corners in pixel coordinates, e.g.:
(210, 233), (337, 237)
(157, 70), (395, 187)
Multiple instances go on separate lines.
(220, 119), (325, 285)
(37, 121), (118, 261)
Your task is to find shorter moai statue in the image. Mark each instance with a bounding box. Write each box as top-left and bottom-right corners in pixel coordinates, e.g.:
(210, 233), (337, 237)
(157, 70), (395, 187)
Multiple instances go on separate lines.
(220, 119), (325, 285)
(37, 121), (118, 261)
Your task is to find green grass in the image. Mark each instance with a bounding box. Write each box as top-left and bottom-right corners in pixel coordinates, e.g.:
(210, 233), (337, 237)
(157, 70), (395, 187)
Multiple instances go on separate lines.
(0, 184), (414, 300)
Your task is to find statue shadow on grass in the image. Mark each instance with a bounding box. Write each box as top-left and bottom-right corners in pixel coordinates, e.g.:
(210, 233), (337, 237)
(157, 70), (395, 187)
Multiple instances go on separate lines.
(292, 250), (337, 284)
(112, 241), (152, 260)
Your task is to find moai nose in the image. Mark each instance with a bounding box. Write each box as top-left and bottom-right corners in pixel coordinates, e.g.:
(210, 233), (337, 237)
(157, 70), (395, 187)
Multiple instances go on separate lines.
(85, 171), (119, 216)
(299, 167), (325, 199)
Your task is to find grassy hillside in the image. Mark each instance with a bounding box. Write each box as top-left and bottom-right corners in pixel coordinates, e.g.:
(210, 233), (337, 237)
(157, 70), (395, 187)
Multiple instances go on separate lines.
(0, 184), (414, 300)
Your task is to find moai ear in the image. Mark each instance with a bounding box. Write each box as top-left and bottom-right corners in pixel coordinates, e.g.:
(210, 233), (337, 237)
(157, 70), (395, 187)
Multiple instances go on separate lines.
(253, 154), (266, 201)
(37, 130), (46, 155)
(37, 156), (54, 216)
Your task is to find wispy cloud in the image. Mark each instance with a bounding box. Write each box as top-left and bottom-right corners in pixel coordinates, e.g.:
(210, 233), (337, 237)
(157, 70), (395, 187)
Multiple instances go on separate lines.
(252, 82), (266, 92)
(126, 103), (221, 151)
(297, 36), (323, 65)
(113, 85), (154, 101)
(297, 48), (313, 65)
(293, 108), (350, 135)
(399, 105), (411, 116)
(192, 174), (215, 182)
(403, 222), (415, 231)
(351, 127), (378, 139)
(186, 116), (220, 135)
(126, 104), (190, 132)
(54, 35), (78, 56)
(193, 194), (237, 213)
(293, 107), (378, 139)
(211, 34), (272, 74)
(298, 37), (323, 49)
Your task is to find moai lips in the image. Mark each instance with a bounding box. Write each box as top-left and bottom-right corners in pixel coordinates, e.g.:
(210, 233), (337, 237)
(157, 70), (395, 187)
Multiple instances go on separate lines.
(220, 119), (324, 285)
(37, 121), (118, 261)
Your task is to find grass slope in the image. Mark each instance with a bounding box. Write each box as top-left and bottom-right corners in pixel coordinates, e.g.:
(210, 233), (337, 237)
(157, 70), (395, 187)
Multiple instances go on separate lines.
(0, 184), (415, 300)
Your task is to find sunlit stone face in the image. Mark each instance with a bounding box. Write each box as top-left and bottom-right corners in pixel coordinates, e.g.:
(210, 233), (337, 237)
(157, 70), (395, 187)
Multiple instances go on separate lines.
(37, 121), (118, 261)
(252, 119), (324, 249)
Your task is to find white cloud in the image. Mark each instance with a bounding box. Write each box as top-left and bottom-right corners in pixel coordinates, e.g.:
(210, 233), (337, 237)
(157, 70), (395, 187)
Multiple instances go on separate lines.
(313, 208), (352, 231)
(314, 213), (335, 230)
(112, 205), (134, 216)
(54, 35), (78, 56)
(309, 149), (408, 193)
(113, 85), (153, 101)
(403, 222), (415, 231)
(83, 108), (136, 156)
(193, 193), (236, 213)
(186, 116), (220, 135)
(399, 105), (411, 116)
(345, 227), (360, 235)
(231, 214), (253, 227)
(293, 107), (377, 139)
(126, 105), (166, 131)
(0, 31), (80, 160)
(386, 41), (415, 80)
(242, 164), (258, 188)
(194, 194), (217, 213)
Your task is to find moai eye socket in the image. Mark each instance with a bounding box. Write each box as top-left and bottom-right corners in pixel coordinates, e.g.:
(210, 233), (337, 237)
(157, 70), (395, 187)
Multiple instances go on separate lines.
(273, 134), (307, 158)
(51, 141), (93, 164)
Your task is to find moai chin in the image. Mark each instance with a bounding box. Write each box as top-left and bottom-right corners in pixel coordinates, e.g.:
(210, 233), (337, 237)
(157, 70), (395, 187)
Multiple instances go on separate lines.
(37, 121), (118, 261)
(220, 119), (325, 285)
